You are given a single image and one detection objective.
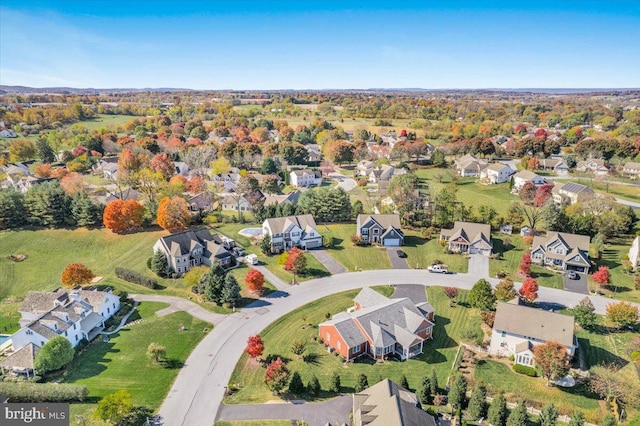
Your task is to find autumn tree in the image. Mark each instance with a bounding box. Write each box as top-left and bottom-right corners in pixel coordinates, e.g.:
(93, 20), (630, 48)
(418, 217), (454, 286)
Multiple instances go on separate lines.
(61, 263), (94, 287)
(146, 343), (166, 363)
(589, 364), (626, 404)
(518, 182), (537, 205)
(9, 139), (36, 162)
(443, 287), (458, 305)
(518, 252), (532, 276)
(285, 247), (307, 276)
(186, 175), (207, 194)
(34, 163), (53, 178)
(533, 341), (571, 386)
(103, 199), (144, 233)
(591, 266), (611, 286)
(264, 357), (290, 394)
(534, 184), (554, 207)
(245, 334), (265, 359)
(94, 390), (132, 424)
(606, 301), (639, 328)
(156, 196), (191, 232)
(245, 269), (265, 293)
(60, 172), (85, 196)
(151, 153), (175, 180)
(519, 277), (539, 304)
(495, 278), (517, 302)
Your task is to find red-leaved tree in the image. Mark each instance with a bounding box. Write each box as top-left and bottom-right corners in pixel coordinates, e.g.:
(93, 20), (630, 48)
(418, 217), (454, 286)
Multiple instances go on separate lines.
(150, 153), (175, 180)
(519, 252), (532, 276)
(591, 266), (611, 286)
(443, 287), (459, 303)
(284, 247), (304, 272)
(534, 184), (554, 207)
(245, 334), (264, 359)
(103, 199), (144, 233)
(519, 277), (539, 304)
(245, 269), (265, 294)
(156, 196), (191, 233)
(61, 263), (94, 287)
(264, 357), (290, 394)
(186, 176), (207, 194)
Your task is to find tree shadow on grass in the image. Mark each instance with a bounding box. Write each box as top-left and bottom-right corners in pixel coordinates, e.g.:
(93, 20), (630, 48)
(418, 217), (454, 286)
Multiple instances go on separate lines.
(404, 236), (426, 248)
(162, 359), (184, 369)
(302, 352), (324, 366)
(262, 354), (292, 366)
(306, 268), (331, 278)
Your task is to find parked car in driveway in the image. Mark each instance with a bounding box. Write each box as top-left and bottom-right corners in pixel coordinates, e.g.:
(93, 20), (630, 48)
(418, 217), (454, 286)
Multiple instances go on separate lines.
(567, 270), (577, 279)
(396, 249), (407, 258)
(428, 264), (449, 273)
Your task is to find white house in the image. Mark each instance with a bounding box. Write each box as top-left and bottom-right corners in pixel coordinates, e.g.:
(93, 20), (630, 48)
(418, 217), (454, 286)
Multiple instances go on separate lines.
(0, 129), (18, 138)
(576, 159), (609, 176)
(481, 163), (516, 184)
(531, 231), (590, 273)
(262, 214), (322, 253)
(539, 158), (569, 175)
(490, 302), (577, 366)
(290, 169), (322, 187)
(439, 221), (493, 256)
(629, 236), (640, 271)
(357, 160), (376, 177)
(454, 154), (488, 177)
(622, 161), (640, 178)
(512, 170), (548, 190)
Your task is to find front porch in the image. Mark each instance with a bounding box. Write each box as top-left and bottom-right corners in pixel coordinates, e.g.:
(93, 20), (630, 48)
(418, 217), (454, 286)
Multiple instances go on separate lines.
(394, 341), (424, 361)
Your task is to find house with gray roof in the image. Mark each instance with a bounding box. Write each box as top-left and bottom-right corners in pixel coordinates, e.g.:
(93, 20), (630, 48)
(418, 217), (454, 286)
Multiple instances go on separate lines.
(153, 228), (234, 276)
(454, 154), (488, 177)
(576, 158), (609, 175)
(622, 161), (640, 178)
(352, 379), (437, 426)
(262, 214), (322, 253)
(551, 182), (595, 205)
(439, 221), (493, 256)
(263, 190), (301, 207)
(531, 231), (590, 273)
(489, 302), (577, 366)
(480, 162), (516, 184)
(539, 158), (569, 175)
(290, 169), (322, 187)
(356, 214), (404, 246)
(319, 288), (434, 361)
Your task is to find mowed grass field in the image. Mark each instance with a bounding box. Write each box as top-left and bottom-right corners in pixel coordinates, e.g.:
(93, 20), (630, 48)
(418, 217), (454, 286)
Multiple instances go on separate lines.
(72, 114), (135, 132)
(224, 286), (482, 404)
(320, 223), (392, 271)
(67, 302), (211, 422)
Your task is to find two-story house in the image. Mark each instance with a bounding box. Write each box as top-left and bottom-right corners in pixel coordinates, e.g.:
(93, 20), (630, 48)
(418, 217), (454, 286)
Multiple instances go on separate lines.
(576, 158), (609, 175)
(530, 231), (590, 272)
(551, 182), (595, 205)
(481, 163), (516, 184)
(439, 221), (493, 256)
(153, 228), (234, 276)
(93, 157), (119, 180)
(319, 288), (434, 361)
(356, 214), (404, 246)
(489, 302), (577, 366)
(622, 161), (640, 178)
(454, 154), (488, 177)
(538, 158), (569, 175)
(512, 170), (548, 191)
(290, 169), (322, 187)
(262, 214), (323, 253)
(357, 160), (376, 177)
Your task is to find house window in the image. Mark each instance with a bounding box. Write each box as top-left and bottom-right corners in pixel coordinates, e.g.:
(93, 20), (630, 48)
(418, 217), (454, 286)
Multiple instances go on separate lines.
(337, 341), (341, 350)
(501, 331), (506, 337)
(353, 344), (361, 353)
(75, 335), (78, 341)
(113, 303), (116, 308)
(326, 332), (330, 342)
(27, 330), (33, 335)
(65, 331), (68, 336)
(41, 341), (45, 346)
(375, 347), (382, 356)
(373, 229), (379, 234)
(384, 346), (393, 354)
(73, 324), (76, 330)
(362, 228), (368, 235)
(107, 307), (110, 314)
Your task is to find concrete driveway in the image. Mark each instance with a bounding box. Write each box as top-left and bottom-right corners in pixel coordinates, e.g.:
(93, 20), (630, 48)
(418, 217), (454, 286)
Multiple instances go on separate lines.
(392, 284), (427, 304)
(387, 247), (410, 269)
(328, 172), (357, 192)
(563, 272), (589, 294)
(468, 254), (489, 277)
(217, 395), (352, 426)
(308, 249), (347, 274)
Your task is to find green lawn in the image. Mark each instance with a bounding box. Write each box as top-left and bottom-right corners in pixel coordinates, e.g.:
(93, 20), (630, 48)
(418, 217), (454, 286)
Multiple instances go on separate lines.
(74, 114), (136, 132)
(566, 177), (640, 204)
(225, 286), (482, 404)
(66, 302), (211, 420)
(320, 223), (392, 271)
(474, 360), (602, 422)
(402, 230), (469, 273)
(591, 235), (640, 304)
(0, 303), (21, 334)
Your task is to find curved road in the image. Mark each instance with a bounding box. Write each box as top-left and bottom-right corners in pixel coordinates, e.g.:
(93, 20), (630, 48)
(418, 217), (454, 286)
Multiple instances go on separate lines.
(149, 269), (638, 426)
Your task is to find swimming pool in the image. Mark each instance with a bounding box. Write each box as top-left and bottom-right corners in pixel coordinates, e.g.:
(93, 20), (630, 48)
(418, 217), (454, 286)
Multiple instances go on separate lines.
(239, 227), (263, 237)
(0, 335), (11, 346)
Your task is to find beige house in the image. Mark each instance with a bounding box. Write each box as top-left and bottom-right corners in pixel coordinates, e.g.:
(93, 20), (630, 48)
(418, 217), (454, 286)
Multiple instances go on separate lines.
(539, 158), (569, 175)
(490, 302), (577, 366)
(454, 153), (488, 177)
(481, 163), (516, 184)
(576, 158), (609, 175)
(352, 379), (437, 426)
(440, 221), (492, 256)
(551, 182), (595, 205)
(622, 161), (640, 178)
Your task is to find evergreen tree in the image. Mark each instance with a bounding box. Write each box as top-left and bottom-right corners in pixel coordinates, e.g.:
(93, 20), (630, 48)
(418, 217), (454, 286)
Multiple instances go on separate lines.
(448, 374), (468, 411)
(467, 383), (488, 420)
(203, 264), (227, 303)
(24, 180), (72, 227)
(329, 372), (341, 393)
(221, 273), (241, 305)
(306, 374), (321, 396)
(487, 392), (508, 426)
(417, 377), (432, 405)
(430, 368), (438, 396)
(288, 371), (304, 395)
(71, 191), (100, 226)
(507, 399), (528, 426)
(0, 189), (27, 229)
(539, 403), (557, 426)
(151, 250), (169, 278)
(469, 279), (496, 311)
(36, 138), (56, 163)
(355, 374), (368, 392)
(400, 374), (410, 390)
(260, 234), (272, 255)
(260, 157), (278, 175)
(568, 411), (585, 426)
(602, 413), (616, 426)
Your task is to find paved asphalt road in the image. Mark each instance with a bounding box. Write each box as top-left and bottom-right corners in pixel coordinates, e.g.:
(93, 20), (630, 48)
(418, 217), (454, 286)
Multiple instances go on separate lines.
(563, 272), (589, 294)
(151, 268), (639, 426)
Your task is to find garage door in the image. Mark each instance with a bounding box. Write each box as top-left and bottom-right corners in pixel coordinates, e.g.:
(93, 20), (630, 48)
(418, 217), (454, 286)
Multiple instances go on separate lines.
(305, 240), (322, 248)
(384, 239), (401, 246)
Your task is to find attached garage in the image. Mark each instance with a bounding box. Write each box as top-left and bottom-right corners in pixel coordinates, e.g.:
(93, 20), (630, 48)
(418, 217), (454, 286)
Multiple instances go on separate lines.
(383, 238), (401, 246)
(304, 239), (322, 249)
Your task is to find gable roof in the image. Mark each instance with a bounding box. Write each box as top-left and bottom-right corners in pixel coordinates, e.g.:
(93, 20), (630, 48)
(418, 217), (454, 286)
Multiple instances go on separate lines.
(354, 287), (391, 309)
(486, 163), (513, 173)
(531, 231), (590, 264)
(441, 221), (492, 248)
(493, 302), (575, 347)
(264, 214), (317, 235)
(0, 343), (41, 370)
(357, 214), (403, 233)
(624, 161), (640, 171)
(157, 228), (230, 259)
(554, 182), (594, 196)
(513, 170), (545, 181)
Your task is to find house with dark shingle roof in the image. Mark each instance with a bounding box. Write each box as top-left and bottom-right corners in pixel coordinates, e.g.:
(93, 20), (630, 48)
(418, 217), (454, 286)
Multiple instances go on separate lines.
(551, 182), (595, 205)
(319, 288), (434, 361)
(262, 214), (322, 252)
(489, 302), (577, 366)
(356, 214), (404, 246)
(531, 231), (590, 273)
(439, 221), (493, 256)
(352, 379), (437, 426)
(153, 228), (234, 276)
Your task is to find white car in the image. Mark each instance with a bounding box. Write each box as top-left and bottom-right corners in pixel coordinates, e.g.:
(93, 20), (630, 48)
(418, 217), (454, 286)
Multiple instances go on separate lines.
(428, 264), (449, 274)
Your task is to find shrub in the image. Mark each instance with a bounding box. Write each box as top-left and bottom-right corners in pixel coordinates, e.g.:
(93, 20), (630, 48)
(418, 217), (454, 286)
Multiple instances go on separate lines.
(460, 327), (483, 345)
(114, 267), (158, 289)
(0, 382), (88, 402)
(513, 364), (537, 377)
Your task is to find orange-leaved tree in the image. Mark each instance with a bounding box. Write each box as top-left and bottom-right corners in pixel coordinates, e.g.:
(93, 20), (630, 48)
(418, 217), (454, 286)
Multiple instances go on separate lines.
(156, 196), (191, 233)
(533, 341), (570, 386)
(245, 269), (265, 293)
(61, 263), (94, 287)
(519, 277), (538, 304)
(103, 199), (144, 233)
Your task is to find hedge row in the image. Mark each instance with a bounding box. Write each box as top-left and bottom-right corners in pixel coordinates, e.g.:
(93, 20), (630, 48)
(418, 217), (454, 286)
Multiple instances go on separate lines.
(0, 382), (88, 402)
(513, 364), (537, 377)
(115, 267), (157, 289)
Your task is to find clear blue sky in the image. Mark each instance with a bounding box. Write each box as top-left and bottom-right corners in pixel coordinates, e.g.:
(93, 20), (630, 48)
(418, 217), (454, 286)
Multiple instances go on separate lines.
(1, 1), (639, 89)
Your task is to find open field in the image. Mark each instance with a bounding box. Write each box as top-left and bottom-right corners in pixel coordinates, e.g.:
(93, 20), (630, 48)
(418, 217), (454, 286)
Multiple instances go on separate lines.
(72, 114), (135, 132)
(224, 286), (482, 404)
(66, 301), (211, 422)
(565, 177), (640, 204)
(284, 117), (423, 136)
